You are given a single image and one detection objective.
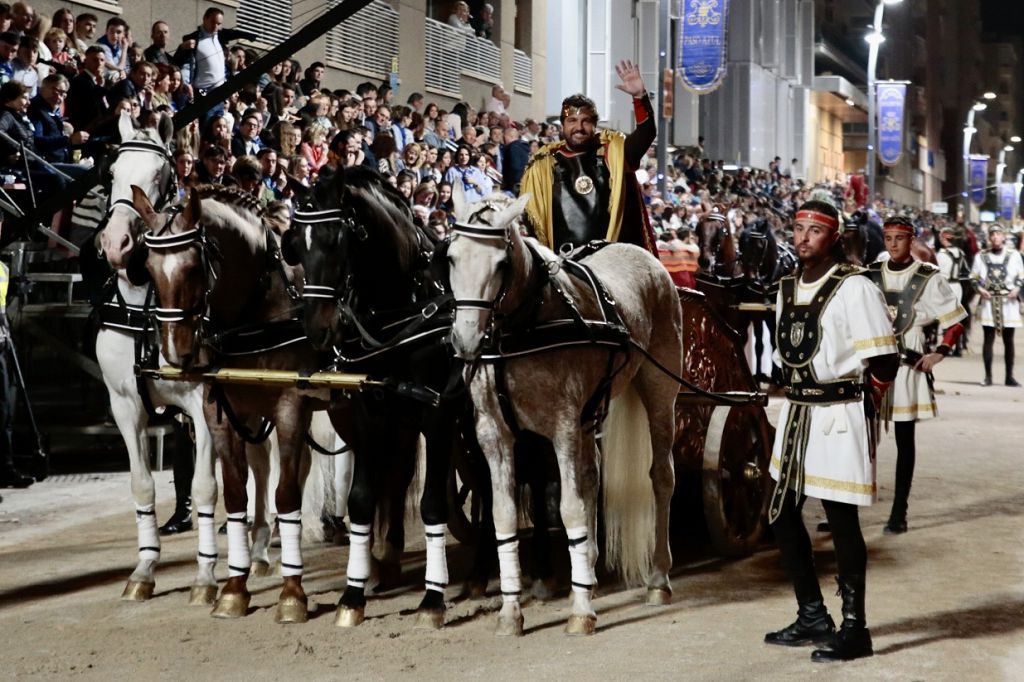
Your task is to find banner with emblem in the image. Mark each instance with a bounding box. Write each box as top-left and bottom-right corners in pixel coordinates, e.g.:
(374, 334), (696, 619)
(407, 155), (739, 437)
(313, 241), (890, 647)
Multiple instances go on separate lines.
(969, 155), (989, 206)
(876, 82), (907, 167)
(999, 182), (1016, 221)
(676, 0), (731, 94)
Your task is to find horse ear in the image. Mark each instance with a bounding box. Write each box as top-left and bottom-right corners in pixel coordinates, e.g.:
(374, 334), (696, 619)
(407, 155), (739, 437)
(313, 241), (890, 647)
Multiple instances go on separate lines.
(182, 190), (202, 229)
(158, 113), (174, 146)
(494, 193), (530, 230)
(131, 185), (160, 230)
(118, 110), (135, 143)
(280, 227), (302, 266)
(450, 179), (469, 219)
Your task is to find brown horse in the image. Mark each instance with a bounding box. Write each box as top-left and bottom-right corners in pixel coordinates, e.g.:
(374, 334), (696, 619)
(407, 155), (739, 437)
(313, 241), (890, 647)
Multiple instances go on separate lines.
(130, 185), (351, 624)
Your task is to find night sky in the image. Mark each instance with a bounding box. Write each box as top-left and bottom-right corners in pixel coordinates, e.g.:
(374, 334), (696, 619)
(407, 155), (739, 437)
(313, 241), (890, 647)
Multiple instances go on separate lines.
(981, 0), (1024, 38)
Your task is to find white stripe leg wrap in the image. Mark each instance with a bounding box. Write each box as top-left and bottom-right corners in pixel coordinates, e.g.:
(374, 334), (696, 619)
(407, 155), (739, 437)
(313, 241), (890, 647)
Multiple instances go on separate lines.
(196, 506), (217, 566)
(346, 522), (372, 591)
(277, 510), (303, 577)
(496, 531), (521, 602)
(226, 512), (251, 578)
(567, 526), (595, 595)
(424, 524), (448, 594)
(135, 505), (160, 561)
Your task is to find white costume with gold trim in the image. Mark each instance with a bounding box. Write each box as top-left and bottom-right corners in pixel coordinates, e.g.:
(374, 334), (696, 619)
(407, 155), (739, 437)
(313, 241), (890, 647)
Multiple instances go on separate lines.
(769, 266), (897, 506)
(936, 246), (967, 302)
(971, 249), (1023, 328)
(874, 261), (967, 421)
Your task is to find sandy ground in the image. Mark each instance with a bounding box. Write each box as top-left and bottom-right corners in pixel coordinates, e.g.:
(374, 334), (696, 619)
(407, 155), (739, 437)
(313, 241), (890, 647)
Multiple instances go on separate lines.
(1, 330), (1023, 682)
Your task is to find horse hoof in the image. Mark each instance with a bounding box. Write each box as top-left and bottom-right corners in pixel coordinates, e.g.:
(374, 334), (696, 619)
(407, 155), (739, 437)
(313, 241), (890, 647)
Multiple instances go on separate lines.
(414, 609), (445, 630)
(249, 561), (271, 578)
(494, 614), (524, 637)
(646, 587), (672, 606)
(188, 584), (218, 606)
(274, 596), (309, 624)
(565, 614), (597, 636)
(334, 605), (365, 628)
(121, 580), (155, 602)
(211, 592), (250, 619)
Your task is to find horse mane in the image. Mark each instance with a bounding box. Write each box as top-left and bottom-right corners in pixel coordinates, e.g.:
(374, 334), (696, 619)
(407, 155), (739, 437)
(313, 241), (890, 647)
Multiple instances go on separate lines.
(189, 184), (267, 253)
(336, 166), (435, 271)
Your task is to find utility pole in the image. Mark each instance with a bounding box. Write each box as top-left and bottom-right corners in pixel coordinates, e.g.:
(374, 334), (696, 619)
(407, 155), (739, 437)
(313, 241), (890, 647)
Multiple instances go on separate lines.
(656, 0), (671, 198)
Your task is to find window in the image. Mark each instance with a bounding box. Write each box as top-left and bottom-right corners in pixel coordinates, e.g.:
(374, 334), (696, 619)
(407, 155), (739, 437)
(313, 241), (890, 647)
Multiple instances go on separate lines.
(237, 0), (293, 48)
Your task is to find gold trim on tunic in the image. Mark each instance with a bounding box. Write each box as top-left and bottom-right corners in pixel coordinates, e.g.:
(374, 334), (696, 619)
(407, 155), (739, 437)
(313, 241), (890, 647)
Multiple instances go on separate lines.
(854, 335), (897, 351)
(771, 456), (876, 495)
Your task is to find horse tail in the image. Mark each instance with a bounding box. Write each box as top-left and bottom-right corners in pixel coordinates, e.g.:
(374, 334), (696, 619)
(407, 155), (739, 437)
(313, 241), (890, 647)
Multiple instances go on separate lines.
(601, 383), (655, 586)
(300, 412), (337, 543)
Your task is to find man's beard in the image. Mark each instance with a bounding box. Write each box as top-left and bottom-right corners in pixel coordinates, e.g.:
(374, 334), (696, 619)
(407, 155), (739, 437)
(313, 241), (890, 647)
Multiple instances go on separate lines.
(565, 133), (599, 152)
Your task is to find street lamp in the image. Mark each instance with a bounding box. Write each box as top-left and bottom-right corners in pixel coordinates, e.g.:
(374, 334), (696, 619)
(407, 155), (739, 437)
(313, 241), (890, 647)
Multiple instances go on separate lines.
(983, 91), (998, 100)
(996, 145), (1015, 188)
(963, 96), (996, 219)
(865, 0), (903, 207)
(1012, 135), (1022, 144)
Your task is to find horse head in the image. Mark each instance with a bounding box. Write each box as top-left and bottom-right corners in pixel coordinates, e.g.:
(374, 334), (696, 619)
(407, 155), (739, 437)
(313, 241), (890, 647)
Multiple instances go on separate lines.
(445, 182), (530, 360)
(738, 218), (771, 283)
(132, 187), (212, 370)
(99, 111), (175, 268)
(696, 212), (740, 277)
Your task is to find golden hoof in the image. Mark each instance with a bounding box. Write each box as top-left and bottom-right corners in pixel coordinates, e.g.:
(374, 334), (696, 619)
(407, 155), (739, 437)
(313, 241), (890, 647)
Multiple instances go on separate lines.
(494, 614), (524, 637)
(188, 584), (218, 606)
(211, 592), (250, 619)
(274, 596), (309, 624)
(249, 561), (271, 578)
(565, 614), (597, 636)
(121, 580), (155, 602)
(646, 587), (672, 606)
(334, 605), (365, 628)
(414, 609), (445, 630)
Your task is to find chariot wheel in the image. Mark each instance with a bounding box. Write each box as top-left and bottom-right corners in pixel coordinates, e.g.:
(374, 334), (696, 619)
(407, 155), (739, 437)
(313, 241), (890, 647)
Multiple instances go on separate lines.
(701, 404), (773, 558)
(446, 434), (483, 545)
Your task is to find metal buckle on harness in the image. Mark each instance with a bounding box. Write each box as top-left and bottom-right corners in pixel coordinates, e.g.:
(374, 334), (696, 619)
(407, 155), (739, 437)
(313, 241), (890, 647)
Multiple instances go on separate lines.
(421, 301), (439, 319)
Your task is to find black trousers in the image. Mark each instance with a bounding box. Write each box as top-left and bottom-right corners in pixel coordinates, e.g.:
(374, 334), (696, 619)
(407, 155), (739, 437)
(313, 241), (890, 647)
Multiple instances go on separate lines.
(771, 489), (867, 605)
(0, 335), (16, 464)
(982, 325), (1015, 380)
(890, 421), (915, 520)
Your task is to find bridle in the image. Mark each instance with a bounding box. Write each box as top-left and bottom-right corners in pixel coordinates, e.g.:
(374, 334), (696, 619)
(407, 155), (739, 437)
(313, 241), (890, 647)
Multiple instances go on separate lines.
(449, 204), (516, 332)
(293, 206), (362, 303)
(107, 138), (177, 217)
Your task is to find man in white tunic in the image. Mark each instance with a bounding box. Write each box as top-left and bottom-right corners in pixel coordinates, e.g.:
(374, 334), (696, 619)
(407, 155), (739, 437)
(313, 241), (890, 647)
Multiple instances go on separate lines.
(971, 224), (1023, 386)
(866, 217), (967, 534)
(764, 199), (898, 662)
(935, 226), (971, 355)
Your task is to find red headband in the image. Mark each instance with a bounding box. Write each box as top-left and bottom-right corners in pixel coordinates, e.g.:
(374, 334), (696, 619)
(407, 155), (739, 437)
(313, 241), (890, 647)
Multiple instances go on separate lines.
(882, 220), (915, 236)
(795, 209), (839, 233)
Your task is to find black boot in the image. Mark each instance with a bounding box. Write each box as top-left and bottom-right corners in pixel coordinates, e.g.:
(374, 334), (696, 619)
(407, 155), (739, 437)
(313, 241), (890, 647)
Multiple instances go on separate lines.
(159, 498), (193, 535)
(812, 575), (873, 662)
(0, 457), (34, 488)
(765, 598), (836, 646)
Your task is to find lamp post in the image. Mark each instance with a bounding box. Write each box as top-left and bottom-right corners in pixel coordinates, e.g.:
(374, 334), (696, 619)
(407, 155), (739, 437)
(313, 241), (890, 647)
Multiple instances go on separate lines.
(995, 145), (1014, 188)
(962, 100), (992, 221)
(865, 0), (902, 207)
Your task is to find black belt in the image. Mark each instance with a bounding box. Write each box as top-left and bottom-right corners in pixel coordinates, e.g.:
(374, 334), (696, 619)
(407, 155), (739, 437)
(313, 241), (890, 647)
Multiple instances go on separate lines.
(785, 379), (862, 404)
(900, 348), (923, 367)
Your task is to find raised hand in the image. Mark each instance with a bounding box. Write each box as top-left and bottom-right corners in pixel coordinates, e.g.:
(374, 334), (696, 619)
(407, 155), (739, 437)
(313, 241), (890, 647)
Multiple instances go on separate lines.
(614, 59), (647, 98)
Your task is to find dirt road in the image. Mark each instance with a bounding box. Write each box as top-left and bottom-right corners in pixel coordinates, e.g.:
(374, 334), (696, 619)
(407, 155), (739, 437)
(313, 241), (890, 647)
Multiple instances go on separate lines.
(1, 333), (1022, 681)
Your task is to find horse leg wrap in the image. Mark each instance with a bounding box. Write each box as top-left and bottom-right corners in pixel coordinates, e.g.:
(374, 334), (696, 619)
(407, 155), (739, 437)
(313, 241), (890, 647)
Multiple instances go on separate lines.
(567, 526), (595, 595)
(496, 532), (522, 603)
(345, 522), (372, 590)
(135, 505), (160, 561)
(226, 512), (252, 578)
(277, 510), (303, 577)
(196, 506), (217, 566)
(424, 524), (448, 594)
(334, 445), (354, 518)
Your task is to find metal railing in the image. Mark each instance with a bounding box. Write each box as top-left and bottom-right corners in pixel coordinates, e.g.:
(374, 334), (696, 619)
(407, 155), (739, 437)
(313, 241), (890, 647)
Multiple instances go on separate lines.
(514, 49), (533, 94)
(325, 0), (400, 79)
(237, 0), (293, 49)
(424, 17), (501, 98)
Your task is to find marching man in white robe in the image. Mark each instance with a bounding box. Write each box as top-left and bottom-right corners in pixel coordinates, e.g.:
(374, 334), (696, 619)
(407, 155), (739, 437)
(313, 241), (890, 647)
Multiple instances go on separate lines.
(866, 216), (967, 534)
(764, 199), (898, 662)
(935, 225), (971, 355)
(971, 224), (1023, 386)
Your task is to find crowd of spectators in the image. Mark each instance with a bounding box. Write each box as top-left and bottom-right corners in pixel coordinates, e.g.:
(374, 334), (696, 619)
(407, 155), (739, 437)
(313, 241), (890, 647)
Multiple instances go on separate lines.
(0, 1), (1002, 255)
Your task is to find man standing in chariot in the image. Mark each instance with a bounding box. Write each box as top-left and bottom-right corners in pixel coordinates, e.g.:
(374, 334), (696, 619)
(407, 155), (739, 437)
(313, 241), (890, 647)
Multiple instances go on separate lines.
(971, 224), (1023, 386)
(519, 60), (658, 255)
(765, 199), (898, 662)
(864, 217), (966, 535)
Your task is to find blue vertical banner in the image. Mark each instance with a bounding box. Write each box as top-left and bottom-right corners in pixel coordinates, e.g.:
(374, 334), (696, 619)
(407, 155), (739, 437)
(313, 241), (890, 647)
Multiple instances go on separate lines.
(876, 82), (907, 166)
(999, 183), (1016, 221)
(676, 0), (731, 94)
(969, 155), (989, 206)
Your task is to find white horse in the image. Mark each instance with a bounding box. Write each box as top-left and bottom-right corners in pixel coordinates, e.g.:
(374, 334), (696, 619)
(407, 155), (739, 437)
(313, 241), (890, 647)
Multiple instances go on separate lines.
(445, 188), (683, 636)
(95, 113), (275, 604)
